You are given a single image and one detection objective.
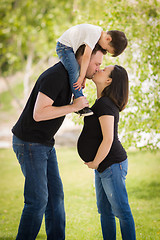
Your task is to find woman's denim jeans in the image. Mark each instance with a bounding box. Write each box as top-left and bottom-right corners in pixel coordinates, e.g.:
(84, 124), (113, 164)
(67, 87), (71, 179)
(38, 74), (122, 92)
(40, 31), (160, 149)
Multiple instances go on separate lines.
(95, 159), (136, 240)
(12, 135), (65, 240)
(56, 41), (83, 99)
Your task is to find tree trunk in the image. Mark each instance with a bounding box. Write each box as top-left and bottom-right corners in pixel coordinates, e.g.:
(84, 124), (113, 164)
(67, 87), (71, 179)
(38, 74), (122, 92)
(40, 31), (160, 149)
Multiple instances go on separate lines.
(23, 48), (33, 100)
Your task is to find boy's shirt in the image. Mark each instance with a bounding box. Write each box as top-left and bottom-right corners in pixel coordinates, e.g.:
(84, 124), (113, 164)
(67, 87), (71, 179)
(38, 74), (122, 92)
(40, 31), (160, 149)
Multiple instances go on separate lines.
(58, 24), (102, 53)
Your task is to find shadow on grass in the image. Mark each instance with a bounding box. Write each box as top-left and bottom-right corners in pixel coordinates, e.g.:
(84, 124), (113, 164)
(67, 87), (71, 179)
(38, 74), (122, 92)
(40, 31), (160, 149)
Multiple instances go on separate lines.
(0, 238), (16, 240)
(0, 234), (46, 240)
(130, 181), (160, 200)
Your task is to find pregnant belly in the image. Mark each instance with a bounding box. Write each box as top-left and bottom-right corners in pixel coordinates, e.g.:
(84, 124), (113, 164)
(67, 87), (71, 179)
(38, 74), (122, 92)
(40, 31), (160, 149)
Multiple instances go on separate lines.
(77, 136), (101, 162)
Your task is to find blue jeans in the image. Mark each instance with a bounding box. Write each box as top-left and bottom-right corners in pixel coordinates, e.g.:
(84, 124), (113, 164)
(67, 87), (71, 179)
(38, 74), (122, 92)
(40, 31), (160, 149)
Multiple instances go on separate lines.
(56, 41), (83, 99)
(95, 159), (136, 240)
(12, 135), (65, 240)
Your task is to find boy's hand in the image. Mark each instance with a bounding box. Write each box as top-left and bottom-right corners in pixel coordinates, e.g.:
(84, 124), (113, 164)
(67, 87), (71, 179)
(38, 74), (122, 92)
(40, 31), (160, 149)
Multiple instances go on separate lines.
(82, 78), (87, 89)
(73, 76), (84, 91)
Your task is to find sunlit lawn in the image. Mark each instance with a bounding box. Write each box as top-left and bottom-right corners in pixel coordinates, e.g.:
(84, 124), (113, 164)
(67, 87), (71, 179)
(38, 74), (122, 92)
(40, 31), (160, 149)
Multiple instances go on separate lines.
(0, 147), (160, 240)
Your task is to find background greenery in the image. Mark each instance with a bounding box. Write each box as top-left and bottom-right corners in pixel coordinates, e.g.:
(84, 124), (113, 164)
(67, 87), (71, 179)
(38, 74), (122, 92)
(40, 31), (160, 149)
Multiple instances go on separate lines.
(0, 147), (160, 239)
(0, 0), (160, 150)
(0, 1), (160, 239)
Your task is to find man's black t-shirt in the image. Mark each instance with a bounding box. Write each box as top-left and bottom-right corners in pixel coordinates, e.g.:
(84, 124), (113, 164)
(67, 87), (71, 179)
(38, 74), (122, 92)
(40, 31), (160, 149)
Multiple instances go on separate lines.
(12, 62), (72, 146)
(77, 96), (127, 172)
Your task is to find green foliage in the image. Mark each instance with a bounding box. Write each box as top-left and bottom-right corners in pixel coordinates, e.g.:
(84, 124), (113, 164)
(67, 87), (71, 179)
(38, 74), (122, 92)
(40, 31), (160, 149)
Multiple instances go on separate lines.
(0, 148), (160, 239)
(0, 82), (23, 112)
(72, 0), (160, 150)
(0, 0), (159, 149)
(0, 0), (76, 75)
(0, 90), (13, 111)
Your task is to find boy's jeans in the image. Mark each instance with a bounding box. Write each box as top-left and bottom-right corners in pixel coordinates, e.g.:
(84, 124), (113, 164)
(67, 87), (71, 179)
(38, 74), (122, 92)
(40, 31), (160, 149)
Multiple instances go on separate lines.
(95, 159), (136, 240)
(56, 41), (83, 99)
(12, 135), (65, 240)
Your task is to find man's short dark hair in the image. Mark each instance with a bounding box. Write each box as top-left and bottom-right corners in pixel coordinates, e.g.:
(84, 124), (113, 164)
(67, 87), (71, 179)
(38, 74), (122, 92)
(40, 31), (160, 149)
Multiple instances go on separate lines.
(107, 30), (128, 57)
(75, 43), (107, 60)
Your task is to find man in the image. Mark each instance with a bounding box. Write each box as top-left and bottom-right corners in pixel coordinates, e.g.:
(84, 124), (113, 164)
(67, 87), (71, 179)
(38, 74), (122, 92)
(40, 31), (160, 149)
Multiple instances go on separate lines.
(12, 44), (105, 240)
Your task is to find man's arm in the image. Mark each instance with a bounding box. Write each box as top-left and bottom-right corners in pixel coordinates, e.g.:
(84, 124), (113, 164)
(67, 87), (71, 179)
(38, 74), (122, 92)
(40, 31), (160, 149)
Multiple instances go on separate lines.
(33, 92), (89, 122)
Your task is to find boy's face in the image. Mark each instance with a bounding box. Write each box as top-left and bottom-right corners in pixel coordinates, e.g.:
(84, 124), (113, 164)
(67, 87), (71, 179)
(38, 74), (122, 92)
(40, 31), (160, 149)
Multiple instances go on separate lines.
(105, 43), (115, 55)
(99, 32), (115, 55)
(86, 51), (104, 79)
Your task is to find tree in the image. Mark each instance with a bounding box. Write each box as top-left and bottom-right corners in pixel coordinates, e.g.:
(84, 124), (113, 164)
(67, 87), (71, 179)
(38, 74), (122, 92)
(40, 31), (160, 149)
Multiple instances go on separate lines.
(0, 0), (76, 96)
(72, 0), (160, 150)
(0, 0), (159, 150)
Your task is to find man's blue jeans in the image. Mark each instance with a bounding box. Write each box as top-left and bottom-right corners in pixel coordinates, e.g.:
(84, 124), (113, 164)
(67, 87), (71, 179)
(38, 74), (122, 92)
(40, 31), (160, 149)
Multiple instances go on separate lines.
(12, 135), (65, 240)
(95, 159), (136, 240)
(56, 41), (83, 99)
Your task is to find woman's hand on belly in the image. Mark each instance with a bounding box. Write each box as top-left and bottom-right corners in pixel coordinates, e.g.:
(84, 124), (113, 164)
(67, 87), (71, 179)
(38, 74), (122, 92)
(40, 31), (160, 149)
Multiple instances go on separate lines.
(84, 161), (99, 170)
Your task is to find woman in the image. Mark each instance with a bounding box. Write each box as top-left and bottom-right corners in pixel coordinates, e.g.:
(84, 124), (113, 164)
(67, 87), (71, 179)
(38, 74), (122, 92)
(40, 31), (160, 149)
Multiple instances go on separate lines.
(77, 65), (136, 240)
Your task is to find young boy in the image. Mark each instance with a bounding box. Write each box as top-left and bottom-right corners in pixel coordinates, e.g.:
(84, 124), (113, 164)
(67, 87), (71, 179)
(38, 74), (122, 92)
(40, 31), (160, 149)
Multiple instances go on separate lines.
(56, 23), (128, 116)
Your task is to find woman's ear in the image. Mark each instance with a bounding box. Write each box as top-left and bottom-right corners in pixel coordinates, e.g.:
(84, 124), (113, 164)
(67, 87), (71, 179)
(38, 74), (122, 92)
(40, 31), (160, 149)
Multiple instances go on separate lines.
(106, 77), (112, 85)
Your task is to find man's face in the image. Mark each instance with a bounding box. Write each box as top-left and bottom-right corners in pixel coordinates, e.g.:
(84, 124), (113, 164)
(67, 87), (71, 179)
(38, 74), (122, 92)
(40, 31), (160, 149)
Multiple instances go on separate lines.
(86, 51), (104, 79)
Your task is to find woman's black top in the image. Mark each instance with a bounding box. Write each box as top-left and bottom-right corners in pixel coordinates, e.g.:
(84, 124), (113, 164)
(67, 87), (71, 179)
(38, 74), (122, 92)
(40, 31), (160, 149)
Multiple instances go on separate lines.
(77, 96), (127, 173)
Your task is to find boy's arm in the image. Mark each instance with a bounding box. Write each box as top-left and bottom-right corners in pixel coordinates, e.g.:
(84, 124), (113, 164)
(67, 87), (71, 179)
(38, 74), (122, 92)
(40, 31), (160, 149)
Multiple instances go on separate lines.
(33, 92), (89, 122)
(74, 45), (92, 90)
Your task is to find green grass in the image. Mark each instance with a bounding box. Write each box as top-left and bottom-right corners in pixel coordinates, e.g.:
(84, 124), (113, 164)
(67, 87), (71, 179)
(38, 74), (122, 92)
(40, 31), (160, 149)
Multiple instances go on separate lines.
(0, 148), (160, 240)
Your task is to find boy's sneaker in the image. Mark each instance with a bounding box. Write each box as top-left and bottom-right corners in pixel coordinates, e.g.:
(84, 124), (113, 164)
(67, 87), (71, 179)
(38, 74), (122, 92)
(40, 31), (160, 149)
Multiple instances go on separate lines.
(75, 107), (93, 117)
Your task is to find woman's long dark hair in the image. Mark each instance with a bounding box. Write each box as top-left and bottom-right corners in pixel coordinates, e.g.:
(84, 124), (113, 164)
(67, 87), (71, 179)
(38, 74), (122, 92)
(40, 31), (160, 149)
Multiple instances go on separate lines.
(101, 65), (129, 111)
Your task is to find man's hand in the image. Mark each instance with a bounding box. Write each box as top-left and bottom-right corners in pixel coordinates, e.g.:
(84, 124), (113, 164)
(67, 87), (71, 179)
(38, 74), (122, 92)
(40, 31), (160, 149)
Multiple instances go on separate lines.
(72, 96), (89, 112)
